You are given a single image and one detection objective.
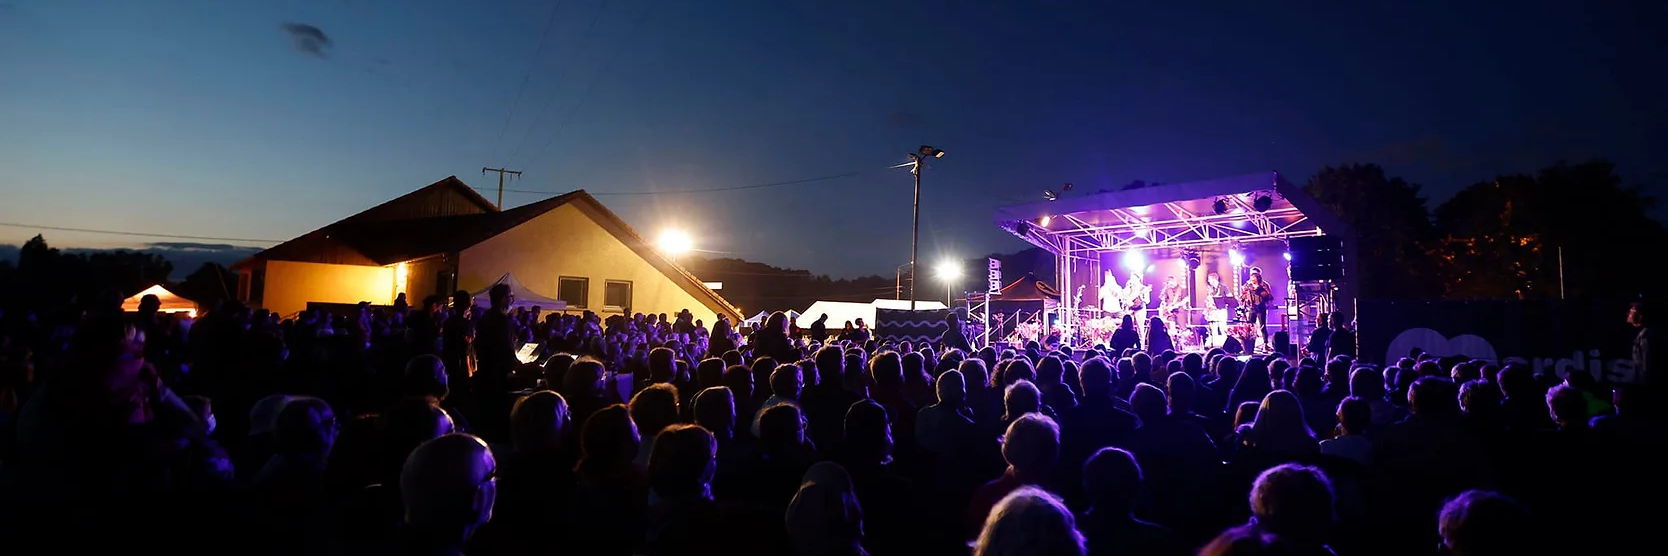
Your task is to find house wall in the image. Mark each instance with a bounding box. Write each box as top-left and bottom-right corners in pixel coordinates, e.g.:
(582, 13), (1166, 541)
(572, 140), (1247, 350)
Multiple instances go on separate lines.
(261, 260), (396, 317)
(458, 203), (728, 323)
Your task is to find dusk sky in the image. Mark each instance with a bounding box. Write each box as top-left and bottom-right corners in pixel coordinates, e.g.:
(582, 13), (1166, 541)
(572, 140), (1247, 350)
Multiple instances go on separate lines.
(2, 0), (1663, 278)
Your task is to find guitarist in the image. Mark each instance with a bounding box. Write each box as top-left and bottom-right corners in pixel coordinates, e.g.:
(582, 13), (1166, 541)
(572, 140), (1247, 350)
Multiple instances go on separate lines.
(1158, 275), (1188, 336)
(1123, 272), (1152, 333)
(1240, 267), (1274, 349)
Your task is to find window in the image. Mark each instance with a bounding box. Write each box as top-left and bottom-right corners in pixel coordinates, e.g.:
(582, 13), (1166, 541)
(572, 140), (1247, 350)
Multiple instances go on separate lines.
(558, 276), (589, 308)
(604, 280), (633, 311)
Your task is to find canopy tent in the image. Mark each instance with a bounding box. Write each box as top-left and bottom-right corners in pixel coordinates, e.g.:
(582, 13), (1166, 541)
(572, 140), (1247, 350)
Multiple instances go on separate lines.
(795, 299), (948, 330)
(995, 273), (1061, 302)
(471, 273), (567, 311)
(742, 311), (770, 327)
(123, 284), (199, 317)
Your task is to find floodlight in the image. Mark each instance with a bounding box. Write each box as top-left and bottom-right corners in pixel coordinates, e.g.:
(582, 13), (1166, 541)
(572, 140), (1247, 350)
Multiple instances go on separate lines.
(1229, 249), (1245, 266)
(657, 229), (693, 256)
(937, 261), (962, 280)
(918, 145), (945, 158)
(1043, 189), (1058, 201)
(1213, 198), (1229, 215)
(1121, 250), (1146, 272)
(1283, 252), (1292, 261)
(1253, 194), (1273, 212)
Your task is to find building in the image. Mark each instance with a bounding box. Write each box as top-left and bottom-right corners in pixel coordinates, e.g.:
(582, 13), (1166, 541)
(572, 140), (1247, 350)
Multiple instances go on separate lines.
(232, 176), (742, 323)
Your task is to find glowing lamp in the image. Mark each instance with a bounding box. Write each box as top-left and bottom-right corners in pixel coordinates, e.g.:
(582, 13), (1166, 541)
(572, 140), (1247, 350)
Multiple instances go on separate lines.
(937, 261), (962, 280)
(1121, 250), (1146, 272)
(1229, 249), (1245, 266)
(657, 229), (694, 256)
(1283, 252), (1292, 261)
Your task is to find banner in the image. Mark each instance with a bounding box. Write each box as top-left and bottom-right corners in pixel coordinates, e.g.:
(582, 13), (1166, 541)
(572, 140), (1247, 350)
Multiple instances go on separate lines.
(1356, 299), (1640, 383)
(875, 308), (952, 345)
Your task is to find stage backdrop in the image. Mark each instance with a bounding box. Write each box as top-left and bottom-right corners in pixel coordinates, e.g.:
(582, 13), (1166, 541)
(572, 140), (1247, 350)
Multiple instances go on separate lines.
(1356, 299), (1640, 383)
(875, 308), (952, 344)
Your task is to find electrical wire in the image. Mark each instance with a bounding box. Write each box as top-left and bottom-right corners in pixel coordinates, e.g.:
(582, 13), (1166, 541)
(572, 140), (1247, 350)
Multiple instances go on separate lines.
(487, 0), (568, 162)
(504, 0), (616, 165)
(0, 222), (282, 243)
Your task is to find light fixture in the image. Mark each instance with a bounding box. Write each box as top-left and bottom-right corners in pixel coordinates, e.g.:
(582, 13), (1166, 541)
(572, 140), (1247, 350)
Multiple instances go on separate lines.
(1039, 215), (1051, 226)
(1061, 182), (1074, 191)
(1043, 189), (1058, 201)
(1253, 194), (1273, 212)
(936, 261), (962, 280)
(1121, 250), (1146, 272)
(656, 229), (693, 256)
(1283, 252), (1292, 262)
(1229, 249), (1245, 266)
(918, 145), (945, 158)
(1213, 198), (1229, 215)
(1185, 252), (1202, 269)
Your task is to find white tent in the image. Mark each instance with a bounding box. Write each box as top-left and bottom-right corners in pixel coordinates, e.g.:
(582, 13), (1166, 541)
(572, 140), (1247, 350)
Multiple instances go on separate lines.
(471, 273), (567, 311)
(795, 299), (947, 330)
(742, 311), (771, 327)
(122, 284), (199, 317)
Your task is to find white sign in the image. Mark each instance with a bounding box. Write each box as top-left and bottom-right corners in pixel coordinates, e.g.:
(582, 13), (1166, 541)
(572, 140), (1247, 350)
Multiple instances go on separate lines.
(703, 282), (723, 290)
(987, 258), (1002, 292)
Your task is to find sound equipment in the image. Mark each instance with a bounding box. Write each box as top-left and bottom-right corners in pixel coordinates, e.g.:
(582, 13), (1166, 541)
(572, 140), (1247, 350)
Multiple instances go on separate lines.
(1289, 235), (1344, 282)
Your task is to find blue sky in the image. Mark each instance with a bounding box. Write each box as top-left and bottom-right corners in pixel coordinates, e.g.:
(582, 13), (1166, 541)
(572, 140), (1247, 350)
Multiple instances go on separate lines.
(1, 0), (1663, 277)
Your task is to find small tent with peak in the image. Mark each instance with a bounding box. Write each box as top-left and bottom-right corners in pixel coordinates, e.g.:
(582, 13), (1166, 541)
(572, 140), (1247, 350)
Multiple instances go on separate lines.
(122, 284), (200, 317)
(470, 273), (566, 311)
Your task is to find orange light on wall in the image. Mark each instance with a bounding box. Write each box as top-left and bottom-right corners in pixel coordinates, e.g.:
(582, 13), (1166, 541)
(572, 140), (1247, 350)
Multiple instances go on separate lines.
(394, 262), (410, 303)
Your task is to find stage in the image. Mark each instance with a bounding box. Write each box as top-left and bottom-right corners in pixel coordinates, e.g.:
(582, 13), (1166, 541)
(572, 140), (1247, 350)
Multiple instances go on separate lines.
(990, 172), (1357, 353)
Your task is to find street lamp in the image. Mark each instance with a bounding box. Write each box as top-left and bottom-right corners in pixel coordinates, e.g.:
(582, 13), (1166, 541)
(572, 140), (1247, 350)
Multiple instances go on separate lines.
(937, 260), (962, 306)
(657, 229), (693, 263)
(905, 144), (946, 311)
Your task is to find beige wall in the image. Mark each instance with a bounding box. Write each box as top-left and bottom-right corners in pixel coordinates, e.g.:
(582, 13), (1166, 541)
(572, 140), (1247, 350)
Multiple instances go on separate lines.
(263, 260), (396, 317)
(458, 203), (725, 323)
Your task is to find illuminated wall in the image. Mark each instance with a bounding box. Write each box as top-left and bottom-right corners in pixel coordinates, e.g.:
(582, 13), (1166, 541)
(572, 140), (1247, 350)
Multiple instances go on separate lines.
(260, 260), (396, 318)
(457, 203), (737, 324)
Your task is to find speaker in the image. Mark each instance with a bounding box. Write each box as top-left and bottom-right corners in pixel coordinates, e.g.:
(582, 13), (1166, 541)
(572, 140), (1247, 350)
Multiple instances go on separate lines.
(1289, 235), (1343, 282)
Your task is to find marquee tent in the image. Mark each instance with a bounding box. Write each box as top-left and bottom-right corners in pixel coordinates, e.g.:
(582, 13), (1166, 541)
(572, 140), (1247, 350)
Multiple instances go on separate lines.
(471, 273), (567, 311)
(122, 284), (199, 317)
(796, 299), (948, 330)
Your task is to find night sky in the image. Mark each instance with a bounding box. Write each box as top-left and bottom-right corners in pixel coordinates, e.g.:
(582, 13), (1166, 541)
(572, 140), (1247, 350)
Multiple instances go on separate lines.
(1, 0), (1663, 278)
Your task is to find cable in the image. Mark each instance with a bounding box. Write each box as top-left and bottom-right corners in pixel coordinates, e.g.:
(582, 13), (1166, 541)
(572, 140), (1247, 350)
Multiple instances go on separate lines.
(521, 0), (656, 171)
(487, 0), (568, 162)
(504, 0), (615, 166)
(479, 171), (863, 197)
(0, 222), (282, 243)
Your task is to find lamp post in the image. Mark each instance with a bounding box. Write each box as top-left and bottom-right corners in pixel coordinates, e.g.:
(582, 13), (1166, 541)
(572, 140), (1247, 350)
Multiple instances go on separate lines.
(937, 261), (962, 307)
(905, 145), (946, 311)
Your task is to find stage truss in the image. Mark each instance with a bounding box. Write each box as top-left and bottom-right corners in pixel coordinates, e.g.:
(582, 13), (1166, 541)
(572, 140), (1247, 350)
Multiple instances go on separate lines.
(992, 172), (1352, 347)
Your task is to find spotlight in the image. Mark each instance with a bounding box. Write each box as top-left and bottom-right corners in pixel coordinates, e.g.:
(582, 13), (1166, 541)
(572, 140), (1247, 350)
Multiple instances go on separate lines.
(1229, 249), (1245, 266)
(1015, 221), (1032, 236)
(1283, 252), (1292, 262)
(1039, 215), (1051, 226)
(918, 145), (946, 158)
(1213, 198), (1228, 215)
(1043, 190), (1058, 201)
(1185, 252), (1202, 269)
(1253, 194), (1273, 212)
(1121, 250), (1146, 272)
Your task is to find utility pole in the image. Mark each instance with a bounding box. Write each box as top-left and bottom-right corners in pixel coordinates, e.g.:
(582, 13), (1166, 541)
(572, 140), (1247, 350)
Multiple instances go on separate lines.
(904, 145), (945, 311)
(482, 167), (522, 209)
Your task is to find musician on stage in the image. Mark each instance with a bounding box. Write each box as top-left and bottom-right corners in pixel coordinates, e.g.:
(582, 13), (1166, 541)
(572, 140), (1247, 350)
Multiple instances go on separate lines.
(1240, 267), (1274, 348)
(1159, 275), (1187, 330)
(1205, 272), (1225, 298)
(1123, 272), (1151, 329)
(1099, 270), (1123, 313)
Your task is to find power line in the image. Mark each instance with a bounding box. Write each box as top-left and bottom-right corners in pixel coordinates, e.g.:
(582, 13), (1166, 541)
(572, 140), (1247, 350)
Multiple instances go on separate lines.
(486, 0), (568, 163)
(521, 0), (656, 171)
(482, 171), (863, 197)
(504, 0), (616, 165)
(0, 222), (282, 243)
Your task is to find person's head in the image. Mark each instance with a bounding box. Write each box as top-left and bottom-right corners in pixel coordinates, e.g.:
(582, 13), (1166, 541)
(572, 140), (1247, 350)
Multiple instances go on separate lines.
(1198, 525), (1291, 556)
(786, 462), (865, 556)
(1079, 356), (1113, 398)
(843, 399), (894, 465)
(1496, 363), (1535, 399)
(814, 346), (844, 385)
(1545, 383), (1587, 428)
(1336, 396), (1369, 436)
(1249, 463), (1335, 545)
(721, 364), (754, 401)
(399, 434), (497, 538)
(1233, 401), (1261, 429)
(770, 364), (803, 400)
(1166, 371), (1195, 414)
(760, 403), (808, 452)
(379, 398), (456, 477)
(1251, 390), (1313, 443)
(959, 358), (990, 393)
(274, 396), (338, 458)
(935, 369), (967, 405)
(402, 354), (449, 401)
(1003, 379), (1043, 422)
(1438, 490), (1533, 556)
(1628, 301), (1645, 327)
(577, 404), (640, 474)
(562, 357), (607, 397)
(1001, 412), (1060, 478)
(692, 387), (736, 438)
(489, 283), (512, 310)
(1081, 447), (1142, 516)
(972, 487), (1085, 556)
(648, 347), (677, 383)
(1459, 378), (1500, 415)
(629, 383), (680, 438)
(868, 351), (903, 389)
(1329, 311), (1346, 330)
(646, 424), (717, 500)
(510, 391), (570, 453)
(1409, 376), (1461, 418)
(1128, 383), (1167, 422)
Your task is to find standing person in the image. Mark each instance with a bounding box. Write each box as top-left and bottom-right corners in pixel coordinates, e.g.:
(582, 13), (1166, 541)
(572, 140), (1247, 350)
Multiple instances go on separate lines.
(1239, 268), (1272, 351)
(474, 284), (518, 438)
(810, 314), (830, 344)
(1629, 301), (1658, 388)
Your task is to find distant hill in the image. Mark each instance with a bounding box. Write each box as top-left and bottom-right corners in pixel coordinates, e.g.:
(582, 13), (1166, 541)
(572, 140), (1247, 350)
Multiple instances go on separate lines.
(682, 247), (1055, 314)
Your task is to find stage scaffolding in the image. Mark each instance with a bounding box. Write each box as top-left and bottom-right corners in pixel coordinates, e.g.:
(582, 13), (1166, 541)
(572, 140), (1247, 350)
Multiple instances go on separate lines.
(992, 172), (1357, 348)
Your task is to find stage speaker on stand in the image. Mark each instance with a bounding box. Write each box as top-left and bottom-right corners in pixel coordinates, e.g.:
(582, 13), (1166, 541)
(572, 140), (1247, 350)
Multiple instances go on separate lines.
(1289, 235), (1344, 282)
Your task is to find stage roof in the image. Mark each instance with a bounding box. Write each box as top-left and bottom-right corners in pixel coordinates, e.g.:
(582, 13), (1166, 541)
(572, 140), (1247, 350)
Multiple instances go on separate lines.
(992, 172), (1350, 254)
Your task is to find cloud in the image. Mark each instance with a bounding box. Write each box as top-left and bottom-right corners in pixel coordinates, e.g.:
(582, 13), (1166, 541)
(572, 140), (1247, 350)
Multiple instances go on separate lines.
(280, 22), (333, 58)
(886, 111), (929, 129)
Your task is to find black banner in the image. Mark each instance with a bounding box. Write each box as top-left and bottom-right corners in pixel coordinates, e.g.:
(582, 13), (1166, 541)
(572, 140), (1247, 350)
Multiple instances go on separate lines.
(1356, 300), (1640, 383)
(875, 308), (952, 345)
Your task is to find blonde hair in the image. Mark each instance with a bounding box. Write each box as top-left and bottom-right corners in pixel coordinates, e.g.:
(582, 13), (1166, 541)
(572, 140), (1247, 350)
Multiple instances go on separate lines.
(973, 487), (1084, 556)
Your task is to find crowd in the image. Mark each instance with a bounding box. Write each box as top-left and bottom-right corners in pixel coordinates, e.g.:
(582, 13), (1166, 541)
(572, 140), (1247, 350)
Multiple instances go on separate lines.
(0, 285), (1659, 556)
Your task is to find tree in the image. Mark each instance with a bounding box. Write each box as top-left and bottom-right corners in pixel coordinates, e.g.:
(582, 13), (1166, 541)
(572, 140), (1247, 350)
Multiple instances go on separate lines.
(1433, 160), (1664, 300)
(1304, 164), (1442, 299)
(175, 262), (238, 306)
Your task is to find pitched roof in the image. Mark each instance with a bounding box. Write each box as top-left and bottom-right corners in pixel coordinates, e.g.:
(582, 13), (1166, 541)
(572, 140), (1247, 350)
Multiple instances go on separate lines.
(235, 177), (742, 321)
